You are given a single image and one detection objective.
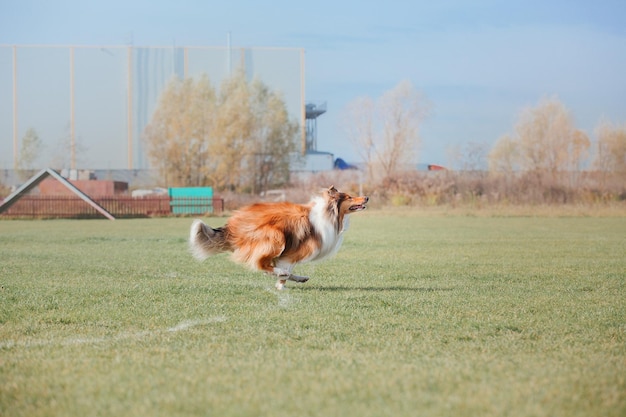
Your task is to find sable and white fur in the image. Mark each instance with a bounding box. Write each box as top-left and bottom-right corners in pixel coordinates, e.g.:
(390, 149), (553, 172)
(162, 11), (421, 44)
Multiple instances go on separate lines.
(189, 186), (369, 289)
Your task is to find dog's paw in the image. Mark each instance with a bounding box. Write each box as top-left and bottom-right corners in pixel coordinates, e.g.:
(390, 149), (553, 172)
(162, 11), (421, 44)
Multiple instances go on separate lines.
(288, 275), (309, 283)
(275, 280), (287, 290)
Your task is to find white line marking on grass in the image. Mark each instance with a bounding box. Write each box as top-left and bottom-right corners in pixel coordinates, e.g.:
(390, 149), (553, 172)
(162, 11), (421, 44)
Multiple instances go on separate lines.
(167, 317), (227, 332)
(0, 317), (227, 350)
(63, 330), (153, 346)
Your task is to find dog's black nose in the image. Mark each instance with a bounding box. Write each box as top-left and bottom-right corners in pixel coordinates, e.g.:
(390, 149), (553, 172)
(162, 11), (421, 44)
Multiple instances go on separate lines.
(364, 196), (369, 203)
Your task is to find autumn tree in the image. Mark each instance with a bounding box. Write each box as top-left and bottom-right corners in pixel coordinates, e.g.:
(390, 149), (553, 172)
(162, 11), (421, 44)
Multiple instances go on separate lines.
(489, 97), (590, 181)
(488, 135), (519, 173)
(245, 80), (299, 193)
(207, 70), (298, 192)
(205, 72), (251, 189)
(593, 120), (626, 175)
(143, 75), (215, 186)
(143, 70), (298, 191)
(343, 80), (429, 182)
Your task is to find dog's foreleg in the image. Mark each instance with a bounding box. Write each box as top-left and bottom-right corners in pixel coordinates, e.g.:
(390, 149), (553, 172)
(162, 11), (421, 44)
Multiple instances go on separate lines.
(272, 264), (309, 289)
(275, 274), (309, 290)
(272, 267), (290, 290)
(275, 262), (309, 283)
(287, 275), (309, 283)
(272, 267), (291, 277)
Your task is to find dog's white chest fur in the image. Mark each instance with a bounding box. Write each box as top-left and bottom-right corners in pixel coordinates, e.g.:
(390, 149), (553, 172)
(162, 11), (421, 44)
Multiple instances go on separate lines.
(307, 197), (348, 262)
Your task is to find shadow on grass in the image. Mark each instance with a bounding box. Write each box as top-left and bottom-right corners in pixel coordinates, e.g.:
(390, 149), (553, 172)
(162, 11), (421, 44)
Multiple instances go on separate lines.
(295, 285), (455, 292)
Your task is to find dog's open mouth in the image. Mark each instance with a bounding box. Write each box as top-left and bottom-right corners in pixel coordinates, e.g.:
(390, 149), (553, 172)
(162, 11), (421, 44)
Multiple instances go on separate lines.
(349, 204), (367, 211)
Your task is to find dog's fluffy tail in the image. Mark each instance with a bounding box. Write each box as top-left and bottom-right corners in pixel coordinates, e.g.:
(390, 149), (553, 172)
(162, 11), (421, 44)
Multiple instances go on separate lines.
(189, 219), (231, 260)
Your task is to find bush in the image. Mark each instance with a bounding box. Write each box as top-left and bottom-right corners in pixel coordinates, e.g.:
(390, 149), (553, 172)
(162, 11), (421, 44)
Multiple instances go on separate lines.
(209, 169), (625, 212)
(282, 169), (626, 208)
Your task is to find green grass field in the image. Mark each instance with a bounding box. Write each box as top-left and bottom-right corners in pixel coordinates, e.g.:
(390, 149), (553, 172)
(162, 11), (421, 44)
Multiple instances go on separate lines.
(1, 211), (625, 417)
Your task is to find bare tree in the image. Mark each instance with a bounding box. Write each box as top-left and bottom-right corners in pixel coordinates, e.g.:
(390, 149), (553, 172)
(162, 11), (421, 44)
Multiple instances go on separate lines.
(18, 128), (43, 179)
(343, 96), (375, 181)
(448, 141), (489, 171)
(50, 123), (88, 170)
(343, 80), (429, 182)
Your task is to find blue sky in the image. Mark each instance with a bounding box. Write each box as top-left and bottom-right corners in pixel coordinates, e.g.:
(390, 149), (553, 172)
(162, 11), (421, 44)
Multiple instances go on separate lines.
(1, 0), (625, 166)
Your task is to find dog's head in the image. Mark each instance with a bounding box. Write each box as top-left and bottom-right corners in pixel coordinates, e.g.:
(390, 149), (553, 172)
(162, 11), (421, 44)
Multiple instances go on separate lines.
(325, 185), (369, 216)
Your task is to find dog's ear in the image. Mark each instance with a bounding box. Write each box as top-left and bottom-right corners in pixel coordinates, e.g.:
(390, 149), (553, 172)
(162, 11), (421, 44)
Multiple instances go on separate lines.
(327, 185), (338, 196)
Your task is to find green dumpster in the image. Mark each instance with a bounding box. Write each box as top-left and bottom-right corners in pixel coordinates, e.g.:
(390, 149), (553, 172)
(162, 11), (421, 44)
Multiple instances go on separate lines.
(168, 187), (213, 215)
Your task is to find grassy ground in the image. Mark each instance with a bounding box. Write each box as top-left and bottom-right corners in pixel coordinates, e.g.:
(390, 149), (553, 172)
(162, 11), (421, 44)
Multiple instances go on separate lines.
(1, 211), (625, 417)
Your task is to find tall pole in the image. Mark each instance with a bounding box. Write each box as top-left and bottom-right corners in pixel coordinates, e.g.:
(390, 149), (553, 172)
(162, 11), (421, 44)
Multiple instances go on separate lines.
(12, 45), (18, 170)
(70, 46), (76, 170)
(227, 32), (232, 75)
(127, 46), (133, 169)
(300, 48), (306, 155)
(184, 46), (188, 78)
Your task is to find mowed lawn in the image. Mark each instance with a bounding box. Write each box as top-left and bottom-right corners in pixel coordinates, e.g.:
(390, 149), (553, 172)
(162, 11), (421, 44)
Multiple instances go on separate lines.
(1, 211), (625, 417)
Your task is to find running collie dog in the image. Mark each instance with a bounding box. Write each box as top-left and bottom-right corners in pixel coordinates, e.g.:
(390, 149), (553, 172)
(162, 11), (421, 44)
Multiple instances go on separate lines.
(189, 186), (369, 289)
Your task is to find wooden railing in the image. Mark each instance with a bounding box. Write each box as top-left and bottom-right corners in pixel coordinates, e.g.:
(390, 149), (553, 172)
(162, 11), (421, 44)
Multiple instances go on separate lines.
(0, 196), (224, 219)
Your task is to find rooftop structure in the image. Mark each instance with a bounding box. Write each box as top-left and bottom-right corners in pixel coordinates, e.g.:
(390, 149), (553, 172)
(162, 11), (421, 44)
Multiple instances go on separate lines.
(305, 102), (327, 152)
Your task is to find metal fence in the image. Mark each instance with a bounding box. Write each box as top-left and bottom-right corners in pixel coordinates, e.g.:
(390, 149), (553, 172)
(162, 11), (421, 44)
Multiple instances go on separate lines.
(0, 44), (305, 171)
(0, 196), (224, 219)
